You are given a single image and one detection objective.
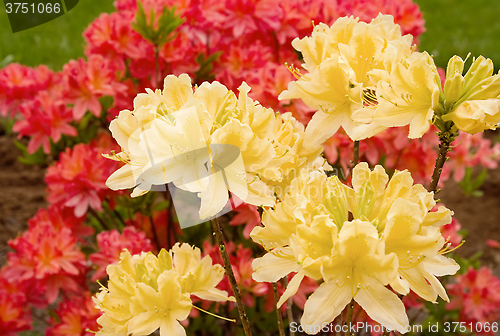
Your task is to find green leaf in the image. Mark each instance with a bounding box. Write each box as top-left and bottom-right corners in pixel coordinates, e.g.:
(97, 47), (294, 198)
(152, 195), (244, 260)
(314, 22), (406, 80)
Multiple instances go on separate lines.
(14, 140), (47, 165)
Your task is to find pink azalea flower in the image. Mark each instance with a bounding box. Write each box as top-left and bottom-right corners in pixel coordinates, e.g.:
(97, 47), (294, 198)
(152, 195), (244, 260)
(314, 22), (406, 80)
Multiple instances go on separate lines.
(45, 135), (120, 217)
(28, 205), (93, 238)
(62, 55), (126, 120)
(230, 203), (261, 238)
(46, 294), (101, 336)
(0, 276), (32, 336)
(222, 0), (283, 38)
(0, 63), (36, 117)
(89, 227), (153, 281)
(83, 12), (149, 64)
(12, 92), (77, 154)
(3, 222), (86, 304)
(447, 267), (500, 326)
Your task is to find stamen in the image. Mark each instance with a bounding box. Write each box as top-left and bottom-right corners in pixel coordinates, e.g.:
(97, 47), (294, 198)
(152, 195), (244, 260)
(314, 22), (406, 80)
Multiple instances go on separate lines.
(439, 240), (465, 255)
(345, 94), (364, 107)
(285, 62), (305, 80)
(194, 305), (236, 322)
(379, 94), (398, 107)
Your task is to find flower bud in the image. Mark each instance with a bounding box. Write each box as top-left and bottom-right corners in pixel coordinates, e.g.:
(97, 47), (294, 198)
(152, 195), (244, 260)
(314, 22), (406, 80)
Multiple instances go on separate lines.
(446, 55), (464, 78)
(462, 56), (494, 94)
(444, 72), (464, 109)
(463, 74), (500, 102)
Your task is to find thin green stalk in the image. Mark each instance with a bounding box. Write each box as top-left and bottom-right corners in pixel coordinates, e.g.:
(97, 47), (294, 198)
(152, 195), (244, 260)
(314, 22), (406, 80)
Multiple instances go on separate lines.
(210, 217), (252, 336)
(272, 282), (286, 336)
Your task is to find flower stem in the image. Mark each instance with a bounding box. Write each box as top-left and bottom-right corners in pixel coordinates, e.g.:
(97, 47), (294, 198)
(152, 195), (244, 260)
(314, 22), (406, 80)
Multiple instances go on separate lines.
(272, 282), (286, 336)
(210, 217), (252, 336)
(283, 277), (295, 336)
(343, 299), (355, 336)
(154, 45), (160, 89)
(429, 130), (455, 193)
(352, 140), (360, 167)
(382, 329), (392, 336)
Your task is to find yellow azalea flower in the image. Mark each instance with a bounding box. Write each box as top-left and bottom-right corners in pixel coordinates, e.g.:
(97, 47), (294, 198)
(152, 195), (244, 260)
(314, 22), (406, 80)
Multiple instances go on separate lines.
(251, 163), (459, 334)
(303, 220), (407, 331)
(442, 99), (500, 134)
(171, 243), (236, 302)
(357, 53), (500, 137)
(279, 14), (413, 144)
(105, 74), (325, 220)
(93, 244), (234, 336)
(353, 51), (442, 139)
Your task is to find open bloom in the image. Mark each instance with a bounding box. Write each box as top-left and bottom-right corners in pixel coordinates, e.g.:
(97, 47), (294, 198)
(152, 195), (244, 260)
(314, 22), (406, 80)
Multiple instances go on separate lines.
(251, 163), (459, 334)
(279, 14), (414, 144)
(93, 243), (234, 336)
(105, 73), (326, 220)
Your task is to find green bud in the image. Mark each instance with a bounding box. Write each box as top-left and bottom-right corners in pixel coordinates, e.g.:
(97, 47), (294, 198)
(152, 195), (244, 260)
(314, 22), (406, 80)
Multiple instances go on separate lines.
(446, 55), (464, 78)
(443, 72), (464, 109)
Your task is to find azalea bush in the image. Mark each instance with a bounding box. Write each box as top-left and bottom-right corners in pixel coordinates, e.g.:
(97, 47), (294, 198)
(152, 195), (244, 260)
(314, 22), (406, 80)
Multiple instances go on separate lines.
(1, 0), (500, 335)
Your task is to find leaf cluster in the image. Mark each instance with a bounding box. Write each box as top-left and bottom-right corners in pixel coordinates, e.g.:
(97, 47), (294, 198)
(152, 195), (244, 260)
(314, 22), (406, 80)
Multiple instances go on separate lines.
(132, 2), (185, 48)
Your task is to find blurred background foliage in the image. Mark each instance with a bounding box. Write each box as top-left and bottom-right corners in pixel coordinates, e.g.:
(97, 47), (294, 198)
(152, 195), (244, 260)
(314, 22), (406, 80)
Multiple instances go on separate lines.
(0, 0), (500, 71)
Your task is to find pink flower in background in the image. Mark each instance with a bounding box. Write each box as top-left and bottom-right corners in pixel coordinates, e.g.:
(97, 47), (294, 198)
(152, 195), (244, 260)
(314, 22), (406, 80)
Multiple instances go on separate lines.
(12, 92), (77, 154)
(487, 239), (500, 249)
(222, 0), (283, 38)
(0, 277), (32, 336)
(3, 222), (86, 304)
(447, 267), (500, 326)
(45, 135), (120, 217)
(339, 0), (425, 38)
(89, 227), (153, 281)
(62, 55), (125, 120)
(441, 132), (500, 183)
(28, 205), (93, 238)
(233, 245), (269, 308)
(0, 64), (61, 116)
(230, 203), (261, 238)
(83, 12), (148, 63)
(0, 63), (34, 116)
(46, 294), (101, 336)
(440, 218), (463, 249)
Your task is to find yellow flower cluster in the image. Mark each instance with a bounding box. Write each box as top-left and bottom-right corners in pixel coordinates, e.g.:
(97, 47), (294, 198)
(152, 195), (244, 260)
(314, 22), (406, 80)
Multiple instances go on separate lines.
(279, 14), (414, 144)
(105, 74), (326, 219)
(251, 163), (459, 333)
(282, 14), (500, 140)
(93, 243), (235, 336)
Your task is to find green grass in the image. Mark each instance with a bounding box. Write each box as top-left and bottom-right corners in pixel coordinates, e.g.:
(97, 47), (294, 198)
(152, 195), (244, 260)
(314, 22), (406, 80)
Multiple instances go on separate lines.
(415, 0), (500, 70)
(0, 0), (115, 70)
